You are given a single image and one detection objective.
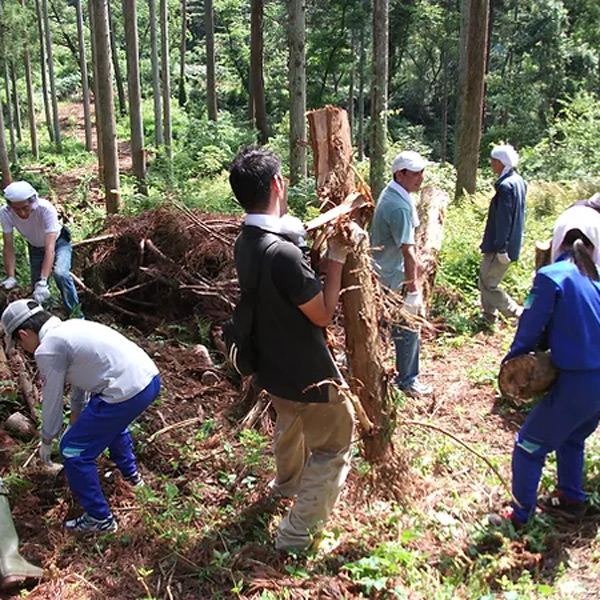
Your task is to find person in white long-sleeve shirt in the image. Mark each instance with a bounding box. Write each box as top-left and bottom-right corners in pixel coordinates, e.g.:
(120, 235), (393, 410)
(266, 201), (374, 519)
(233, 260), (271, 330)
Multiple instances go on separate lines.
(1, 299), (160, 533)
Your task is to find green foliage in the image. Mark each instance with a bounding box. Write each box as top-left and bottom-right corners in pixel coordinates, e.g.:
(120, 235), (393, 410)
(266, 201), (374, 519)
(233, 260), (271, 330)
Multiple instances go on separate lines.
(520, 91), (600, 181)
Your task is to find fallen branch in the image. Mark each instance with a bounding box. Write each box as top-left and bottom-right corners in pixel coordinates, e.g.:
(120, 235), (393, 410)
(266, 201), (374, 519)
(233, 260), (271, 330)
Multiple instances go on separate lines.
(71, 233), (115, 248)
(401, 419), (523, 508)
(71, 272), (141, 319)
(148, 417), (202, 443)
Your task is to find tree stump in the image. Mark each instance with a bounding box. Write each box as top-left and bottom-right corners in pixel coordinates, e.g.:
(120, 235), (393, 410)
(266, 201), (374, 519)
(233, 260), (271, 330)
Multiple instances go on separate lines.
(535, 240), (552, 272)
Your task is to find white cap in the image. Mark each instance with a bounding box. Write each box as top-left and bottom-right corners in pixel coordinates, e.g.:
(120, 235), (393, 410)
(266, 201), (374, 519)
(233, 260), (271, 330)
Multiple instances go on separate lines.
(1, 299), (43, 352)
(3, 181), (38, 204)
(491, 144), (519, 169)
(391, 151), (429, 174)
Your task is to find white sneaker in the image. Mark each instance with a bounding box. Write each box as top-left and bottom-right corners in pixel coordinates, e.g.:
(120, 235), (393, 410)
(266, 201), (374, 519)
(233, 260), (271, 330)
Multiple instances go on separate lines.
(400, 380), (433, 398)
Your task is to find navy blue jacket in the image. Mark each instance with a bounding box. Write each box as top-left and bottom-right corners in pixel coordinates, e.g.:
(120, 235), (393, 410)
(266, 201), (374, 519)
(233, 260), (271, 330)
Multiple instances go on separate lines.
(504, 256), (600, 370)
(480, 170), (526, 261)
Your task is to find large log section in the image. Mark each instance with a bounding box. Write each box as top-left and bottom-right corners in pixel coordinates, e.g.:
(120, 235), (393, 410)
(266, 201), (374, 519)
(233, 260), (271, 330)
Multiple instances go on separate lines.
(308, 106), (392, 462)
(307, 106), (449, 462)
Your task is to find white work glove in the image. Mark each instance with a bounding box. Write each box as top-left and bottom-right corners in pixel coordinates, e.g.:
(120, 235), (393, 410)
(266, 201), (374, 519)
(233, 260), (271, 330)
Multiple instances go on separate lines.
(404, 291), (425, 316)
(496, 252), (511, 265)
(39, 439), (53, 465)
(326, 222), (368, 264)
(2, 276), (17, 290)
(33, 278), (51, 304)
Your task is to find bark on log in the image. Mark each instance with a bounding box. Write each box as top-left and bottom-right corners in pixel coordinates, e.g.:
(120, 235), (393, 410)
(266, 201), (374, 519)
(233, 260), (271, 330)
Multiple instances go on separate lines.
(9, 352), (39, 423)
(307, 106), (355, 211)
(308, 106), (392, 462)
(415, 186), (450, 307)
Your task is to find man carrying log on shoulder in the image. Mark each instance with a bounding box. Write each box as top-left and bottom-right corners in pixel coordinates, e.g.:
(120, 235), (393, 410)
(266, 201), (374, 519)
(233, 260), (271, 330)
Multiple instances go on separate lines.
(228, 146), (361, 552)
(1, 299), (160, 533)
(370, 150), (432, 398)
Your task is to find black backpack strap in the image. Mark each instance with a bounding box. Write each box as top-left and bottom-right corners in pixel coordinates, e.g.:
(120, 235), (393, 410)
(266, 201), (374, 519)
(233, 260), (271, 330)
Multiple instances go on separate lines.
(241, 233), (280, 302)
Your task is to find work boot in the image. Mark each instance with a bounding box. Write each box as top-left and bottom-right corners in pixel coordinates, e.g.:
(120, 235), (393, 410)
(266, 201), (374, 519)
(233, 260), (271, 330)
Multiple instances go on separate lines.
(0, 481), (43, 589)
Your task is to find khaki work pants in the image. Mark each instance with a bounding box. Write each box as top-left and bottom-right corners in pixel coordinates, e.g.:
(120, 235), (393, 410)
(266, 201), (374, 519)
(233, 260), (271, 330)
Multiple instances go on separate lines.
(270, 387), (354, 551)
(478, 252), (521, 322)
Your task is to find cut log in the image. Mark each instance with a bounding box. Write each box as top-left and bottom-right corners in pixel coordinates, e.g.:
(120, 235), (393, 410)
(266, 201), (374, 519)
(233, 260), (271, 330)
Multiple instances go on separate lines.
(308, 106), (392, 462)
(5, 411), (37, 438)
(9, 352), (39, 423)
(415, 186), (450, 306)
(535, 240), (552, 272)
(498, 352), (558, 400)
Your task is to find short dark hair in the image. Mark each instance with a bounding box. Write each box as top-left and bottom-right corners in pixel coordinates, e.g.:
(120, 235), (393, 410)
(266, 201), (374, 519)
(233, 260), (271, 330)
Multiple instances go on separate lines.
(12, 302), (52, 341)
(229, 146), (281, 213)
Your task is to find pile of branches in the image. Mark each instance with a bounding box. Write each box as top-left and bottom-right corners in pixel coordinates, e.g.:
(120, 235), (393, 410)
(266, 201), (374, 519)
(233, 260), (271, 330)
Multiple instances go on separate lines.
(75, 205), (241, 325)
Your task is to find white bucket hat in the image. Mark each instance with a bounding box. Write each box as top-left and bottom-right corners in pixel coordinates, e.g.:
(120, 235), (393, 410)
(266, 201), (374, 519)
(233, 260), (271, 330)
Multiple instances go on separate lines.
(3, 181), (38, 204)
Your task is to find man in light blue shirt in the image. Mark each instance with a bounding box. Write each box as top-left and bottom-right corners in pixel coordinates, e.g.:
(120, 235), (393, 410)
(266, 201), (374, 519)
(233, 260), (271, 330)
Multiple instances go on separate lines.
(371, 151), (432, 398)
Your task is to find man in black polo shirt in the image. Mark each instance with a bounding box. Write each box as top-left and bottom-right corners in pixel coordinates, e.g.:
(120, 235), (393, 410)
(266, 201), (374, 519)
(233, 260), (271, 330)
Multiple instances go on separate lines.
(229, 146), (355, 552)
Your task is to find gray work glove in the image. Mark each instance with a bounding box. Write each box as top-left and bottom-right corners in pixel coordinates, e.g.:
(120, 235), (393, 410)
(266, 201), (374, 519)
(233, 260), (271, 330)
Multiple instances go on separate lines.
(496, 252), (511, 265)
(2, 276), (17, 290)
(39, 439), (53, 465)
(33, 278), (51, 304)
(404, 291), (425, 316)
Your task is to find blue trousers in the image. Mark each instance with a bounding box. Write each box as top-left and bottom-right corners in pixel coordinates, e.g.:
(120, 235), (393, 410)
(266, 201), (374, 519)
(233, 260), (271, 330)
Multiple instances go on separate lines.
(511, 369), (600, 522)
(391, 320), (420, 389)
(29, 231), (80, 314)
(59, 375), (160, 520)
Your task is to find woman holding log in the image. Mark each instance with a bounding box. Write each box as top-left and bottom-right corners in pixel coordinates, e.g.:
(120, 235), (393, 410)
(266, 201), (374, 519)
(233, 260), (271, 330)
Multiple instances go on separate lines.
(495, 220), (600, 526)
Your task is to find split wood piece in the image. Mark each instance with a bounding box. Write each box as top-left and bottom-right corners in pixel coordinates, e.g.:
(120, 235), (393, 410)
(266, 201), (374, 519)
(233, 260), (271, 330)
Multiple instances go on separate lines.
(8, 352), (39, 423)
(498, 352), (558, 400)
(0, 345), (15, 386)
(308, 105), (391, 462)
(240, 392), (271, 431)
(415, 186), (450, 307)
(535, 239), (552, 271)
(304, 192), (371, 233)
(307, 106), (355, 211)
(71, 272), (141, 319)
(5, 411), (37, 438)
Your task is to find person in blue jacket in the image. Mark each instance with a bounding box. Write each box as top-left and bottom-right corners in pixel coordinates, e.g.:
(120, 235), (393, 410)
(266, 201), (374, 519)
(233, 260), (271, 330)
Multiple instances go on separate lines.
(479, 144), (526, 326)
(499, 223), (600, 525)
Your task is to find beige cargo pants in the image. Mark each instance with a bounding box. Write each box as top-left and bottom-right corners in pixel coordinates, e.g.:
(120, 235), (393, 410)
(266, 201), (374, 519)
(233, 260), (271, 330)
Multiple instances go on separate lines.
(270, 387), (354, 551)
(479, 252), (522, 322)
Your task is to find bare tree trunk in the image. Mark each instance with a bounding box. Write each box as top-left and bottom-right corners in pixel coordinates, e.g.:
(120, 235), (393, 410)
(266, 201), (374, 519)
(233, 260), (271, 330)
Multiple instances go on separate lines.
(204, 0), (217, 121)
(160, 0), (173, 170)
(454, 0), (489, 199)
(357, 11), (366, 161)
(122, 0), (146, 193)
(21, 0), (39, 159)
(88, 0), (104, 178)
(92, 0), (120, 213)
(3, 60), (17, 163)
(34, 0), (53, 143)
(307, 106), (393, 462)
(440, 49), (448, 163)
(42, 0), (61, 150)
(250, 0), (268, 143)
(0, 6), (11, 184)
(348, 28), (356, 138)
(74, 0), (92, 151)
(288, 0), (306, 185)
(107, 0), (126, 116)
(10, 63), (21, 141)
(370, 0), (388, 200)
(149, 0), (163, 145)
(178, 0), (187, 107)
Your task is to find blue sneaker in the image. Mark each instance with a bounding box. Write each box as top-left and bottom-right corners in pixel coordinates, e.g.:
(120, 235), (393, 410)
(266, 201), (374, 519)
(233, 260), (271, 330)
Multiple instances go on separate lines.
(64, 512), (118, 533)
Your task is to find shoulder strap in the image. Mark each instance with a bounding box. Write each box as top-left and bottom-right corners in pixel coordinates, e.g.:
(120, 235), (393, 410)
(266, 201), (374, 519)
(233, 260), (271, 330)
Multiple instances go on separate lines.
(241, 233), (280, 302)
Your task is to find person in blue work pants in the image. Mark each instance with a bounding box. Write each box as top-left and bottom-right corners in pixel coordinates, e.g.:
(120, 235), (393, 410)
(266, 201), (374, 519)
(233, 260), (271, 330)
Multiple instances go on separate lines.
(497, 222), (600, 526)
(1, 299), (160, 533)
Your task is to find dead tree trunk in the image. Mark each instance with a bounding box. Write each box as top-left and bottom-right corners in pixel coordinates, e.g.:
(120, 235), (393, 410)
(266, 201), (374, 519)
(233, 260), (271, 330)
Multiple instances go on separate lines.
(307, 105), (393, 462)
(415, 186), (450, 307)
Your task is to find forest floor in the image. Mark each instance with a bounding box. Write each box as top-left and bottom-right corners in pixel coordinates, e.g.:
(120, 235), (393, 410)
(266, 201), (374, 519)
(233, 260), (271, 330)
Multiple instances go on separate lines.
(1, 104), (600, 599)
